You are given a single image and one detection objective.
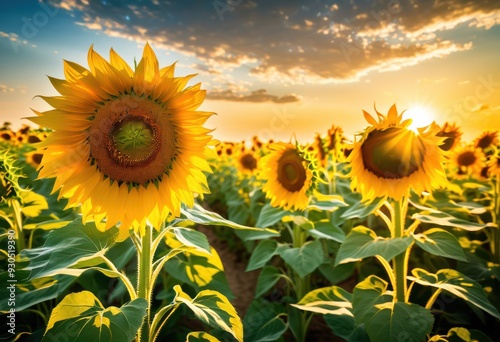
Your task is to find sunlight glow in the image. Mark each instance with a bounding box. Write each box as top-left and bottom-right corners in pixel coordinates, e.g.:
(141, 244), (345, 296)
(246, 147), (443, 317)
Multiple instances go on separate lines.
(404, 105), (436, 133)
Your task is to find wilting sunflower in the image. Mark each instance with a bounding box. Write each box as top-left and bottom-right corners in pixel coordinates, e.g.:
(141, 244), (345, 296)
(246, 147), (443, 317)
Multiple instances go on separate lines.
(436, 122), (462, 152)
(449, 145), (485, 179)
(348, 104), (447, 201)
(29, 44), (214, 240)
(259, 142), (315, 211)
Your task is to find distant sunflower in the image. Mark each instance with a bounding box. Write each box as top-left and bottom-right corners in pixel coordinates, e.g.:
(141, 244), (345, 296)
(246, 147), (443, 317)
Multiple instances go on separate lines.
(450, 146), (485, 178)
(29, 44), (214, 240)
(436, 122), (462, 152)
(474, 130), (498, 151)
(237, 150), (258, 175)
(487, 151), (500, 177)
(349, 104), (447, 201)
(260, 142), (314, 211)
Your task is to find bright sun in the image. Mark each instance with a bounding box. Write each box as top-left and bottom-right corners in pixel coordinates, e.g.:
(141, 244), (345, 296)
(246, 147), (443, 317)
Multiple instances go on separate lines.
(404, 105), (436, 132)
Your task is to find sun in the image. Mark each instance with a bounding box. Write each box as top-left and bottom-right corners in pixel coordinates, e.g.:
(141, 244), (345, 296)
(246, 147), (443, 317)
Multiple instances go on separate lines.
(404, 105), (436, 132)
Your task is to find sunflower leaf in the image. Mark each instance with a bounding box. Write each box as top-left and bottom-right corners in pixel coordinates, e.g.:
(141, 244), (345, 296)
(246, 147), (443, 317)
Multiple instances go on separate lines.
(334, 226), (413, 266)
(413, 228), (467, 261)
(173, 285), (243, 342)
(42, 291), (146, 342)
(408, 268), (500, 320)
(278, 240), (324, 278)
(22, 219), (120, 280)
(352, 275), (434, 342)
(246, 239), (279, 271)
(254, 266), (282, 298)
(412, 211), (487, 231)
(255, 203), (291, 228)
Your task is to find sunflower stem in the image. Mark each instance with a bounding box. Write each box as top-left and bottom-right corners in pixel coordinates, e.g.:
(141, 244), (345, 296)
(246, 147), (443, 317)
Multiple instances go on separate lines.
(492, 175), (500, 264)
(138, 224), (153, 342)
(392, 198), (408, 302)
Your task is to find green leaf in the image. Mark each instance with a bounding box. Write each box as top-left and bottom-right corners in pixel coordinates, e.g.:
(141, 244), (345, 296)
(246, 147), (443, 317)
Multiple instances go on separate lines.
(173, 227), (211, 254)
(278, 240), (324, 278)
(335, 226), (413, 266)
(43, 291), (146, 342)
(254, 266), (282, 298)
(308, 219), (345, 243)
(292, 286), (352, 316)
(243, 299), (287, 342)
(306, 193), (347, 211)
(408, 268), (500, 319)
(413, 228), (467, 261)
(22, 219), (119, 280)
(324, 314), (369, 342)
(173, 285), (243, 342)
(255, 203), (290, 228)
(181, 203), (279, 238)
(246, 240), (279, 271)
(412, 211), (487, 231)
(352, 275), (434, 342)
(318, 262), (356, 285)
(339, 196), (385, 220)
(429, 327), (494, 342)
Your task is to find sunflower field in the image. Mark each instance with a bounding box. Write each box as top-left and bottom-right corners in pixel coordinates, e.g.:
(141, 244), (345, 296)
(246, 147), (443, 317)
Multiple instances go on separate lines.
(1, 45), (500, 342)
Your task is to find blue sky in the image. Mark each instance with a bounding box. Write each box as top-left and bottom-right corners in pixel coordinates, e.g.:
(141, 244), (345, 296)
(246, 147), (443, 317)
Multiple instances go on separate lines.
(1, 0), (500, 142)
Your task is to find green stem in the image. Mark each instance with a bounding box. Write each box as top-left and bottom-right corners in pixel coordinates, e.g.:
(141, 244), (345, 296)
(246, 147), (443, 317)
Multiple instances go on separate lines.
(138, 224), (153, 342)
(492, 176), (500, 264)
(392, 198), (407, 302)
(291, 223), (311, 342)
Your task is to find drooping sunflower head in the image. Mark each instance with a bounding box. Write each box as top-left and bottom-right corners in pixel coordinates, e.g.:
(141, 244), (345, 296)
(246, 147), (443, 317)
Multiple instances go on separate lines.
(259, 142), (316, 211)
(449, 145), (485, 179)
(29, 44), (215, 240)
(436, 122), (462, 152)
(348, 104), (447, 201)
(474, 130), (499, 152)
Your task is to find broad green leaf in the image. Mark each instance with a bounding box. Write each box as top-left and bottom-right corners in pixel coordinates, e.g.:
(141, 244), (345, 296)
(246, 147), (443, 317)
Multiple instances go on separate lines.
(308, 219), (345, 243)
(429, 327), (494, 342)
(292, 286), (352, 316)
(319, 262), (356, 285)
(181, 203), (279, 237)
(43, 291), (146, 342)
(243, 299), (287, 342)
(282, 215), (313, 229)
(254, 266), (282, 298)
(278, 240), (324, 278)
(306, 193), (347, 211)
(255, 203), (290, 228)
(324, 314), (369, 342)
(173, 285), (243, 342)
(408, 268), (500, 319)
(23, 220), (73, 230)
(412, 211), (487, 231)
(173, 227), (211, 254)
(339, 196), (385, 220)
(0, 270), (74, 312)
(22, 219), (119, 280)
(246, 240), (279, 271)
(186, 331), (219, 341)
(19, 190), (48, 217)
(352, 275), (433, 342)
(335, 226), (413, 266)
(413, 228), (467, 261)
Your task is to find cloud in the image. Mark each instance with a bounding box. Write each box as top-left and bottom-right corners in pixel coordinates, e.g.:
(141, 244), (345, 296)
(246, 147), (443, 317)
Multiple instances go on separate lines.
(49, 0), (500, 82)
(206, 89), (301, 103)
(0, 84), (26, 94)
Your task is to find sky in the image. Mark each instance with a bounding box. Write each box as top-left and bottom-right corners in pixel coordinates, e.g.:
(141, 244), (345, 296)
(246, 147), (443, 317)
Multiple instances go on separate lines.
(0, 0), (499, 143)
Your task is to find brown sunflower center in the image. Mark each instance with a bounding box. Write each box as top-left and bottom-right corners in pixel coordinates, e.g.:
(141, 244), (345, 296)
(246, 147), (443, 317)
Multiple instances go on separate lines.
(361, 127), (425, 179)
(437, 131), (459, 151)
(476, 134), (494, 149)
(240, 153), (257, 170)
(457, 151), (477, 166)
(89, 95), (176, 184)
(277, 149), (307, 192)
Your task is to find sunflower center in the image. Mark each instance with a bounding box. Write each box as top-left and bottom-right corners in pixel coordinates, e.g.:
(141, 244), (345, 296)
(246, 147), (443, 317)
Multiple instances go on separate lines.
(277, 150), (306, 192)
(361, 127), (425, 179)
(457, 151), (477, 166)
(110, 116), (158, 165)
(476, 135), (493, 149)
(437, 131), (459, 151)
(240, 153), (257, 170)
(89, 95), (177, 184)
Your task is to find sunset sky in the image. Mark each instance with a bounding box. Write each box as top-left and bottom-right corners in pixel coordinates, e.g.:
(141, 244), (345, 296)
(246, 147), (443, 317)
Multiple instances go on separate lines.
(1, 0), (499, 143)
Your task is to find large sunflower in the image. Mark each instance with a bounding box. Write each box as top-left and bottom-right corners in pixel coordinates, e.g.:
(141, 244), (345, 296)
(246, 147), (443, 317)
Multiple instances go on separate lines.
(348, 104), (447, 201)
(259, 142), (314, 211)
(29, 44), (214, 240)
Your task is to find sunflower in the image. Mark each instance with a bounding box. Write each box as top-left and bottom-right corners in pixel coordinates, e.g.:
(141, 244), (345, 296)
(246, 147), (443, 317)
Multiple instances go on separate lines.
(259, 142), (314, 211)
(29, 44), (214, 240)
(348, 104), (447, 201)
(236, 149), (258, 175)
(487, 150), (500, 177)
(436, 122), (462, 152)
(474, 130), (499, 152)
(449, 145), (485, 179)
